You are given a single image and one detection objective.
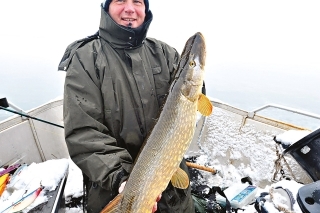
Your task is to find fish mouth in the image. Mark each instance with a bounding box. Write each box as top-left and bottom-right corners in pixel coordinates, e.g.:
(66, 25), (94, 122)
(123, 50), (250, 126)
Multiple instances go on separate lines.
(191, 32), (206, 66)
(171, 32), (207, 101)
(179, 32), (207, 100)
(180, 32), (206, 68)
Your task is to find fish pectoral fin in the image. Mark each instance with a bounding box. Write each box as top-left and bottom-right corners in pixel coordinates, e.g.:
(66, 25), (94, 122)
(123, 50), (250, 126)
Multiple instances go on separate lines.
(171, 168), (189, 189)
(100, 193), (123, 213)
(197, 93), (213, 116)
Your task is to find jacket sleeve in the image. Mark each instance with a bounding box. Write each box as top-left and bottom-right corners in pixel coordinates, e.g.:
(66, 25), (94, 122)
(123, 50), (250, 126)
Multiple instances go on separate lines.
(159, 41), (181, 81)
(63, 45), (132, 193)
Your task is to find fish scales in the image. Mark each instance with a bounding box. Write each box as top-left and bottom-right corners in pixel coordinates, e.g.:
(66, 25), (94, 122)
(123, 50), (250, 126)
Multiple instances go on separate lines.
(101, 32), (209, 213)
(125, 99), (197, 212)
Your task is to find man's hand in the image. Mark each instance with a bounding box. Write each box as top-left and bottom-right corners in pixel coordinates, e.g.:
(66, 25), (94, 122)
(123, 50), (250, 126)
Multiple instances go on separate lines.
(152, 193), (162, 212)
(118, 181), (162, 213)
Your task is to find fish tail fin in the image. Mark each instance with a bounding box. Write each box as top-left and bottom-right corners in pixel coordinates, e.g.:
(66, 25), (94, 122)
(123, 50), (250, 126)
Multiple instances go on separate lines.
(100, 193), (123, 213)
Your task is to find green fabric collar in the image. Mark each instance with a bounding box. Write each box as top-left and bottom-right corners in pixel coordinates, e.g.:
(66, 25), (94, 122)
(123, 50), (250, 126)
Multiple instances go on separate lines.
(98, 4), (153, 49)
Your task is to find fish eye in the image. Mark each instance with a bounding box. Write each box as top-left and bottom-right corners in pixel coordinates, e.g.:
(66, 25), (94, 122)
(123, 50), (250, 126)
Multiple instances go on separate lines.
(189, 60), (196, 67)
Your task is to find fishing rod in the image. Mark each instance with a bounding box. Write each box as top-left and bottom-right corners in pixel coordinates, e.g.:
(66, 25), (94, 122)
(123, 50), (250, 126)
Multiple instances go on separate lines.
(0, 98), (64, 129)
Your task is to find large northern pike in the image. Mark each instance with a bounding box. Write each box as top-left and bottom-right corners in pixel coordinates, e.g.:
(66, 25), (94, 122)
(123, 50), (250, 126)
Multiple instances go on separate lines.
(101, 32), (212, 213)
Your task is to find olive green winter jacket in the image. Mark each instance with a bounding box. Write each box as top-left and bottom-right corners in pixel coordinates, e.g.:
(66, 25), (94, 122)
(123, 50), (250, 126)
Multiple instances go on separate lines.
(60, 5), (194, 213)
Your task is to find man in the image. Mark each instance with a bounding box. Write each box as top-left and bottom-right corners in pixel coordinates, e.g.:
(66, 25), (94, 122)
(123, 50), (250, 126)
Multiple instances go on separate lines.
(59, 0), (195, 212)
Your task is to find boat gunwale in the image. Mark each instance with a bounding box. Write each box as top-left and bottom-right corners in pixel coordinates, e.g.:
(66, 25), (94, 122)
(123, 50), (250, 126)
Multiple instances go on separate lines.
(0, 99), (63, 132)
(210, 99), (310, 131)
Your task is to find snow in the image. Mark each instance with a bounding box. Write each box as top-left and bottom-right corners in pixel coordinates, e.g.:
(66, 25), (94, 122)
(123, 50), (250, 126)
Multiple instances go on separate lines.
(186, 107), (315, 212)
(0, 107), (316, 212)
(0, 158), (82, 213)
(0, 159), (69, 213)
(275, 129), (311, 146)
(64, 160), (83, 201)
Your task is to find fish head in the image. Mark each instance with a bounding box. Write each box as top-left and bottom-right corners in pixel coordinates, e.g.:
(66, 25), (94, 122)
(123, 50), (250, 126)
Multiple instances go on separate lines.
(178, 32), (206, 102)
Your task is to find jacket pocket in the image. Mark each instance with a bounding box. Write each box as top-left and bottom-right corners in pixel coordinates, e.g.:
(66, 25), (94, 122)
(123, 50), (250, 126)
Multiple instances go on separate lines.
(152, 66), (169, 89)
(152, 66), (170, 107)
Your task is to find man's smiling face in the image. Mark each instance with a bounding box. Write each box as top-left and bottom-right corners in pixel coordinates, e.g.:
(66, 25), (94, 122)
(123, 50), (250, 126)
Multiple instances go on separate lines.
(108, 0), (146, 28)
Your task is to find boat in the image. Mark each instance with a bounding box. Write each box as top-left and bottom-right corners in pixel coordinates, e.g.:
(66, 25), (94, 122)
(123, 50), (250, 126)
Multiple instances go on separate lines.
(0, 98), (68, 213)
(0, 97), (320, 213)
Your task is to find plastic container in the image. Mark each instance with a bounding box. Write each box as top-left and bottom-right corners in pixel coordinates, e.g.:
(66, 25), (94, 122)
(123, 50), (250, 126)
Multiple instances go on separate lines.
(221, 183), (258, 209)
(297, 180), (320, 213)
(283, 128), (320, 181)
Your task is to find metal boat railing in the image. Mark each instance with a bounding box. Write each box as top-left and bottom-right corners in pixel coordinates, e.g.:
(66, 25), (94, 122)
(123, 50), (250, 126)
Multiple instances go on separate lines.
(209, 100), (320, 131)
(249, 104), (320, 120)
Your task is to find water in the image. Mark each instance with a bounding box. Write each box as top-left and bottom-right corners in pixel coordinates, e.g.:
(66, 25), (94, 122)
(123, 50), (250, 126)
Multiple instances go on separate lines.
(1, 46), (319, 130)
(1, 61), (319, 131)
(0, 59), (65, 121)
(0, 1), (320, 130)
(205, 62), (320, 130)
(0, 42), (319, 130)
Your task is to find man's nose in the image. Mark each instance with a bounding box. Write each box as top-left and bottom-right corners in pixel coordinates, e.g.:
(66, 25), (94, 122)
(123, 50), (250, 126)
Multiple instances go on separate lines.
(124, 2), (135, 13)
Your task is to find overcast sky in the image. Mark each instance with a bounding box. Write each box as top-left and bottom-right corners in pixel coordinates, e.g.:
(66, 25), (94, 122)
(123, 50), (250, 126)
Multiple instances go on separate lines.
(0, 0), (319, 122)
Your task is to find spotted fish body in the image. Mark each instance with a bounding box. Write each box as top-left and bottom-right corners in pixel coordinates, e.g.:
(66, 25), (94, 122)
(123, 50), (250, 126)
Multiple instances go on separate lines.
(101, 32), (211, 213)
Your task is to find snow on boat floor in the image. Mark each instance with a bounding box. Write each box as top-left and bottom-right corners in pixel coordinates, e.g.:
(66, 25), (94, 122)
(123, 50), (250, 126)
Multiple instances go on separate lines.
(1, 99), (319, 213)
(66, 109), (317, 212)
(184, 106), (317, 213)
